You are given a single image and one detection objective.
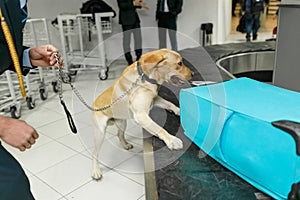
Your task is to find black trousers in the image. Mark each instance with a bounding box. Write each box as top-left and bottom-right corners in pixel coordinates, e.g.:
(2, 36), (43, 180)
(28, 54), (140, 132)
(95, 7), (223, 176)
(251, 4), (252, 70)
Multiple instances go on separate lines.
(121, 23), (142, 65)
(157, 12), (178, 51)
(0, 143), (35, 200)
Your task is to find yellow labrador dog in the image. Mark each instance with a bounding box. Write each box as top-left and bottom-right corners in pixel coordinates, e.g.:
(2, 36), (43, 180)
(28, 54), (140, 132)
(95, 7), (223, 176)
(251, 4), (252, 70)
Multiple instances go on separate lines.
(92, 49), (193, 180)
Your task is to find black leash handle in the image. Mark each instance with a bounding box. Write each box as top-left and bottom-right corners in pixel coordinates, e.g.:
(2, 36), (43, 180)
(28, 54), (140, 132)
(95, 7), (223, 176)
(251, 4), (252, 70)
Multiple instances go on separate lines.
(53, 51), (77, 134)
(60, 100), (77, 134)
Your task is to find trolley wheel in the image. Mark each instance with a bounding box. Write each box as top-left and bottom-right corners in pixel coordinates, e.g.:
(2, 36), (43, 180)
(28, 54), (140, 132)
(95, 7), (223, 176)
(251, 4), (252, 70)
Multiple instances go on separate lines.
(99, 68), (108, 80)
(10, 106), (21, 119)
(62, 73), (72, 84)
(69, 65), (80, 76)
(69, 70), (77, 76)
(52, 81), (58, 93)
(39, 88), (48, 100)
(26, 96), (35, 110)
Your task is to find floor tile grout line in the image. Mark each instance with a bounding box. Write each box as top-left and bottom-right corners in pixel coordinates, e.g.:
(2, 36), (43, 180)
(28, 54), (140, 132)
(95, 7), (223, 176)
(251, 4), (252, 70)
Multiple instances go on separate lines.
(59, 179), (94, 199)
(111, 166), (146, 187)
(30, 173), (66, 199)
(29, 152), (80, 176)
(137, 194), (145, 200)
(29, 114), (68, 130)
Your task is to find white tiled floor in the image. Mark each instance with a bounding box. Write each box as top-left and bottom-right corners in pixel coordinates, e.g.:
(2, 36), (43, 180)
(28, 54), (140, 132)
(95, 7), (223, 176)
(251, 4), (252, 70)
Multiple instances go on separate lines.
(2, 61), (146, 200)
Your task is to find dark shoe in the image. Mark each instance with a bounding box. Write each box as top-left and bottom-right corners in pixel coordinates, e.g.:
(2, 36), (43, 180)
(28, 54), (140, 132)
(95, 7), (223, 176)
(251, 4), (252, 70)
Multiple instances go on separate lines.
(246, 38), (251, 42)
(135, 49), (142, 61)
(253, 35), (257, 40)
(125, 52), (133, 65)
(136, 55), (141, 62)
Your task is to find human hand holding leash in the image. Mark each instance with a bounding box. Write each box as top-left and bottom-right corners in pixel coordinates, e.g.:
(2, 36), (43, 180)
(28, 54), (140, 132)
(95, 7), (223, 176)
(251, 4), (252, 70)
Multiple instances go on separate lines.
(29, 44), (64, 68)
(0, 116), (39, 151)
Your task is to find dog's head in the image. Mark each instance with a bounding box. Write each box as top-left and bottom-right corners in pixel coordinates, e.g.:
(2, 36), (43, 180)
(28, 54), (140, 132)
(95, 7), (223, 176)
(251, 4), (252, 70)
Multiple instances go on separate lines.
(139, 49), (193, 86)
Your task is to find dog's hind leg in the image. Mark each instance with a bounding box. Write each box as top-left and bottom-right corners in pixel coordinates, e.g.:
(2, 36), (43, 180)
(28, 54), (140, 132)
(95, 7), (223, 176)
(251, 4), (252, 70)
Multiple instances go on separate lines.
(91, 112), (109, 181)
(115, 119), (133, 150)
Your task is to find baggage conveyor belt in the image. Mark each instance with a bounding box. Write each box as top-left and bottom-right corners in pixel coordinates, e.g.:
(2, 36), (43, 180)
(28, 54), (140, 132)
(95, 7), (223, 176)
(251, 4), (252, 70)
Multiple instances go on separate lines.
(144, 42), (276, 200)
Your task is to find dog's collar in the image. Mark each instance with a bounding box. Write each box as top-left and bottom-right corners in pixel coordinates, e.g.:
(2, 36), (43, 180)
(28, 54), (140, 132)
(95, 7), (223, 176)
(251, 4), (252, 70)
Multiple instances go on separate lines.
(136, 62), (158, 85)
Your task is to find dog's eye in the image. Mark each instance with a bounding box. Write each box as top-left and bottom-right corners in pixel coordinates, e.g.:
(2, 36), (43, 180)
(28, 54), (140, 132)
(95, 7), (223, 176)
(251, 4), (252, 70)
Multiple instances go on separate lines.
(178, 62), (182, 66)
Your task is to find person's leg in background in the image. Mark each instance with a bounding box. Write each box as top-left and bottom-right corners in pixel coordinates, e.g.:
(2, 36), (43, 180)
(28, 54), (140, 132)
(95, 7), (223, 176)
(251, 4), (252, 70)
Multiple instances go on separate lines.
(252, 13), (260, 40)
(157, 13), (168, 49)
(0, 143), (35, 200)
(167, 14), (178, 51)
(122, 25), (134, 65)
(168, 29), (178, 51)
(132, 23), (142, 61)
(245, 14), (253, 41)
(158, 26), (167, 49)
(158, 28), (167, 49)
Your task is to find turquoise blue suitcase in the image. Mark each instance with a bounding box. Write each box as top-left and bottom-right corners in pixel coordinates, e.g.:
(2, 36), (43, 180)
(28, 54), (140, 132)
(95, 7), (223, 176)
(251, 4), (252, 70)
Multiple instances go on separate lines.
(180, 78), (300, 199)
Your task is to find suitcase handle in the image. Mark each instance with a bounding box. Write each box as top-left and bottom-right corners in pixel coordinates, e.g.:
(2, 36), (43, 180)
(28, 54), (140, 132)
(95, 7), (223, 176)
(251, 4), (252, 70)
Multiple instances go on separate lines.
(272, 120), (300, 156)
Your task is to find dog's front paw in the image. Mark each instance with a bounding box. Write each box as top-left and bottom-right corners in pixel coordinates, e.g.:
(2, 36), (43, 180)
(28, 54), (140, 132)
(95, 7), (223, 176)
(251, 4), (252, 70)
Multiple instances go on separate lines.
(166, 136), (183, 150)
(170, 106), (180, 116)
(174, 107), (180, 116)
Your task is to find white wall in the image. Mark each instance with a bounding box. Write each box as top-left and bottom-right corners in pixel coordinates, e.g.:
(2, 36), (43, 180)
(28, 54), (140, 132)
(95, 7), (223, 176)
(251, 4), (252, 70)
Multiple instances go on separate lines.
(27, 0), (232, 61)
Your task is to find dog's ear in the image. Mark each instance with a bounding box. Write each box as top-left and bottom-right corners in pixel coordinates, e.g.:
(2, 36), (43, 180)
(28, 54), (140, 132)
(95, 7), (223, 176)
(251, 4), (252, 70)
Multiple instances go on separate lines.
(140, 51), (166, 71)
(142, 53), (165, 64)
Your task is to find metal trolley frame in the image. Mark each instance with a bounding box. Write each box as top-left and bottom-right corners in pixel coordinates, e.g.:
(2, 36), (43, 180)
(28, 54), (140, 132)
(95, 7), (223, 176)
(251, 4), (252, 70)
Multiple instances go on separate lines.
(58, 12), (114, 80)
(1, 18), (58, 118)
(0, 71), (22, 118)
(23, 18), (59, 104)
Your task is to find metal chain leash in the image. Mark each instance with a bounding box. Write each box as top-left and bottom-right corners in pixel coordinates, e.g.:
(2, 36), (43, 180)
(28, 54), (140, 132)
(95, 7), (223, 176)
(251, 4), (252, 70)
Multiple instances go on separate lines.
(53, 52), (77, 133)
(53, 52), (143, 112)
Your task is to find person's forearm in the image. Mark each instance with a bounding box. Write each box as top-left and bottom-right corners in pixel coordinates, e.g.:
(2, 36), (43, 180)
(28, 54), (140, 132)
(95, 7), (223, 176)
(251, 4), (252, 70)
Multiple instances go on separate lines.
(0, 115), (8, 139)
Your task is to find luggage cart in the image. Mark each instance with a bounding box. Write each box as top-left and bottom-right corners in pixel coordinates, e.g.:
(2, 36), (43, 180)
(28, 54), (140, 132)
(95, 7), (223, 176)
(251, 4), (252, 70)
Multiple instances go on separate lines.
(0, 18), (56, 118)
(95, 12), (114, 80)
(23, 18), (58, 103)
(58, 12), (114, 80)
(0, 71), (22, 118)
